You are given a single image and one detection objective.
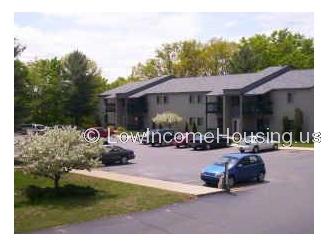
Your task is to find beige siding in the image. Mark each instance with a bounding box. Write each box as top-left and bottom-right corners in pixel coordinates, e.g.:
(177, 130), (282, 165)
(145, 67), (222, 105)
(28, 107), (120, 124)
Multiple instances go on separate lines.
(269, 88), (314, 133)
(145, 93), (207, 132)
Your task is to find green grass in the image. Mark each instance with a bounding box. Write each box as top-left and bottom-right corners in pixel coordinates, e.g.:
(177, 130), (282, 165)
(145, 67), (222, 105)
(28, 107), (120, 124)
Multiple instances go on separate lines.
(280, 141), (314, 148)
(14, 170), (192, 233)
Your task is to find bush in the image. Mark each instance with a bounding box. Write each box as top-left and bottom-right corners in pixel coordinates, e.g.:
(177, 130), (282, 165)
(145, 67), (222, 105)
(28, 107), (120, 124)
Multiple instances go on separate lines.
(184, 122), (189, 132)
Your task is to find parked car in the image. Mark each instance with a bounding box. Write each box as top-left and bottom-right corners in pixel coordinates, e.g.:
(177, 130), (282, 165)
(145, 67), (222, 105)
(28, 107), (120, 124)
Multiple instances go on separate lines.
(172, 133), (193, 148)
(17, 124), (47, 135)
(150, 129), (175, 146)
(200, 153), (266, 186)
(91, 127), (109, 138)
(141, 129), (159, 144)
(101, 145), (135, 165)
(190, 134), (229, 150)
(238, 136), (278, 153)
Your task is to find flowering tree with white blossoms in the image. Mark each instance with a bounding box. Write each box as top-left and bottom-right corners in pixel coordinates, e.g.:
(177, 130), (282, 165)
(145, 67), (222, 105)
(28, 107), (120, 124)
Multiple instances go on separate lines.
(152, 111), (183, 128)
(17, 126), (104, 190)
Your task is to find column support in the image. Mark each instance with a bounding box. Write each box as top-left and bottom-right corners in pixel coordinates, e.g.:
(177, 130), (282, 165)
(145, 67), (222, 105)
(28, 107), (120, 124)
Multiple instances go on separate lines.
(239, 95), (243, 133)
(223, 95), (227, 134)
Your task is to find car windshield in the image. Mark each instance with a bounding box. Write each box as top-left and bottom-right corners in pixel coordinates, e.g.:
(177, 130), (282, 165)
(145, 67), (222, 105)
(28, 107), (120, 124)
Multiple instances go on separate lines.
(214, 156), (239, 168)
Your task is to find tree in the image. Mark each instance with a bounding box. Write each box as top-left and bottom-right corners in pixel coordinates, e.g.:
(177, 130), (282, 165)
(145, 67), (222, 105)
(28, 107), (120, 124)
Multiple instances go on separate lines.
(14, 39), (30, 129)
(62, 51), (106, 127)
(17, 126), (104, 190)
(27, 58), (68, 125)
(152, 112), (182, 128)
(230, 29), (314, 73)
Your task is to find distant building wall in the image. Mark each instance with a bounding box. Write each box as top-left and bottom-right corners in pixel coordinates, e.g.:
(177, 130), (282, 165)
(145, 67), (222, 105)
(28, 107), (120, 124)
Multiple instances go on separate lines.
(145, 92), (207, 132)
(269, 88), (314, 134)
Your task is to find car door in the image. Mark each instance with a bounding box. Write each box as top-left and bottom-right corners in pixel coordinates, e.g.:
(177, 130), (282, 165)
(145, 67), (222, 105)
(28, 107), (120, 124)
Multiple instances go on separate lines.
(236, 156), (255, 181)
(104, 147), (121, 163)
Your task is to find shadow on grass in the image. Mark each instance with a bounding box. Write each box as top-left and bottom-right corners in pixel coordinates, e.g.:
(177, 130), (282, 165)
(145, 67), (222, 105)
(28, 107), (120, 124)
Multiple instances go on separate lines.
(15, 184), (117, 208)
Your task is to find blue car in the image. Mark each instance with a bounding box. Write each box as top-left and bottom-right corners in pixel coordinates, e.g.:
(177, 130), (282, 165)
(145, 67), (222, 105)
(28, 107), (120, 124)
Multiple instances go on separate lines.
(200, 153), (266, 187)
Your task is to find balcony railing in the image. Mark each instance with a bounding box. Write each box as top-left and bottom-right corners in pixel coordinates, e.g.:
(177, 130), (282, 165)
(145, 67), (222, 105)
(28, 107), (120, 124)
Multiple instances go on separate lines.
(106, 103), (116, 112)
(206, 102), (223, 114)
(243, 101), (273, 115)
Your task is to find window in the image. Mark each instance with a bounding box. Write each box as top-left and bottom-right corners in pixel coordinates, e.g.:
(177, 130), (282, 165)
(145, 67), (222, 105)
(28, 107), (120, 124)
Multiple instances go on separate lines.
(163, 95), (168, 104)
(189, 95), (194, 104)
(287, 93), (293, 103)
(240, 157), (251, 166)
(189, 117), (195, 125)
(197, 117), (204, 126)
(249, 156), (258, 164)
(197, 95), (202, 103)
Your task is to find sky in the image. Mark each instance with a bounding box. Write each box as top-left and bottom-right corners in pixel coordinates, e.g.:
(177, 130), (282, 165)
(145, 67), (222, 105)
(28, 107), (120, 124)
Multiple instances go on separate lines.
(14, 12), (313, 81)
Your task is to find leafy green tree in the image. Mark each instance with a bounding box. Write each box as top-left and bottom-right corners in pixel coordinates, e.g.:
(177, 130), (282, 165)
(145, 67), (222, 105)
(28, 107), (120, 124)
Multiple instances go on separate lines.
(231, 29), (314, 73)
(62, 51), (106, 127)
(27, 58), (69, 125)
(14, 39), (30, 129)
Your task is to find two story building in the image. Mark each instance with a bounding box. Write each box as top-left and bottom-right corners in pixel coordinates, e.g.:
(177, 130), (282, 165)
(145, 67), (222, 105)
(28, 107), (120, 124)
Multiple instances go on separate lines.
(99, 66), (314, 134)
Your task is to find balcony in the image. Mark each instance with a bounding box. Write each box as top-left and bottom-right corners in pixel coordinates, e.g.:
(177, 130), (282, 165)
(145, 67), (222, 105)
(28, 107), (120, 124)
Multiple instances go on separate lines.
(206, 102), (223, 114)
(243, 101), (273, 115)
(127, 98), (148, 114)
(106, 103), (116, 112)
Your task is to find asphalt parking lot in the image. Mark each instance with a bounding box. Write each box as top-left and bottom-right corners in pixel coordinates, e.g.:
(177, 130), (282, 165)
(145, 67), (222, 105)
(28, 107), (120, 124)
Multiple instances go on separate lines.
(103, 141), (314, 187)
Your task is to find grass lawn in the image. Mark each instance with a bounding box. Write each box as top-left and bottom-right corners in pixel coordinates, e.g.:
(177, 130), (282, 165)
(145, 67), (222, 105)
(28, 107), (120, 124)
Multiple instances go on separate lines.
(280, 142), (314, 148)
(14, 170), (192, 233)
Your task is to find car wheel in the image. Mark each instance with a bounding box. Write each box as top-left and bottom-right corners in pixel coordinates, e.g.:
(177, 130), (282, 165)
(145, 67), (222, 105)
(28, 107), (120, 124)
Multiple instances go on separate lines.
(228, 177), (235, 187)
(240, 149), (245, 153)
(121, 156), (128, 164)
(257, 172), (265, 182)
(273, 144), (278, 150)
(205, 144), (211, 150)
(253, 146), (259, 153)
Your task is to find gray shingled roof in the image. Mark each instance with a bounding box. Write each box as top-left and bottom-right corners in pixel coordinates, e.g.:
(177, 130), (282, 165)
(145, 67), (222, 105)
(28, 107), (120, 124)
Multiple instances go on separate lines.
(130, 66), (286, 97)
(245, 69), (314, 95)
(99, 75), (171, 98)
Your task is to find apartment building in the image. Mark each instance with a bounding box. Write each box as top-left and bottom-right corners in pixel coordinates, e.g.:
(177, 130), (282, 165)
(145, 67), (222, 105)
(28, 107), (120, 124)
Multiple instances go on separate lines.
(99, 66), (314, 134)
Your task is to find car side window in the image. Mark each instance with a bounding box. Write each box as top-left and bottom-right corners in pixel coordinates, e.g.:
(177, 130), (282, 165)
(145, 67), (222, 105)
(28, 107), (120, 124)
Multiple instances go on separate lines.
(249, 156), (258, 164)
(240, 157), (251, 166)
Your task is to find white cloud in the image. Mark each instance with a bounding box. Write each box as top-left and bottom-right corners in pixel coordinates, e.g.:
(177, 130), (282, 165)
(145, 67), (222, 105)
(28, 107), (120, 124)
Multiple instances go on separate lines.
(15, 13), (201, 81)
(255, 13), (314, 37)
(15, 13), (313, 81)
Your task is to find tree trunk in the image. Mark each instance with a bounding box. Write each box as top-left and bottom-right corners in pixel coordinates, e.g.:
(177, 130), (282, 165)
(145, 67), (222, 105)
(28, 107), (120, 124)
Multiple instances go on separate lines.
(54, 175), (60, 191)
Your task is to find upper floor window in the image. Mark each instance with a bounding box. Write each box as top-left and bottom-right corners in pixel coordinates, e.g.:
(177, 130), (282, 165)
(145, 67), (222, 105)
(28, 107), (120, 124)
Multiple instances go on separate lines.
(287, 93), (293, 104)
(189, 95), (194, 104)
(197, 95), (202, 103)
(156, 95), (168, 105)
(189, 94), (203, 104)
